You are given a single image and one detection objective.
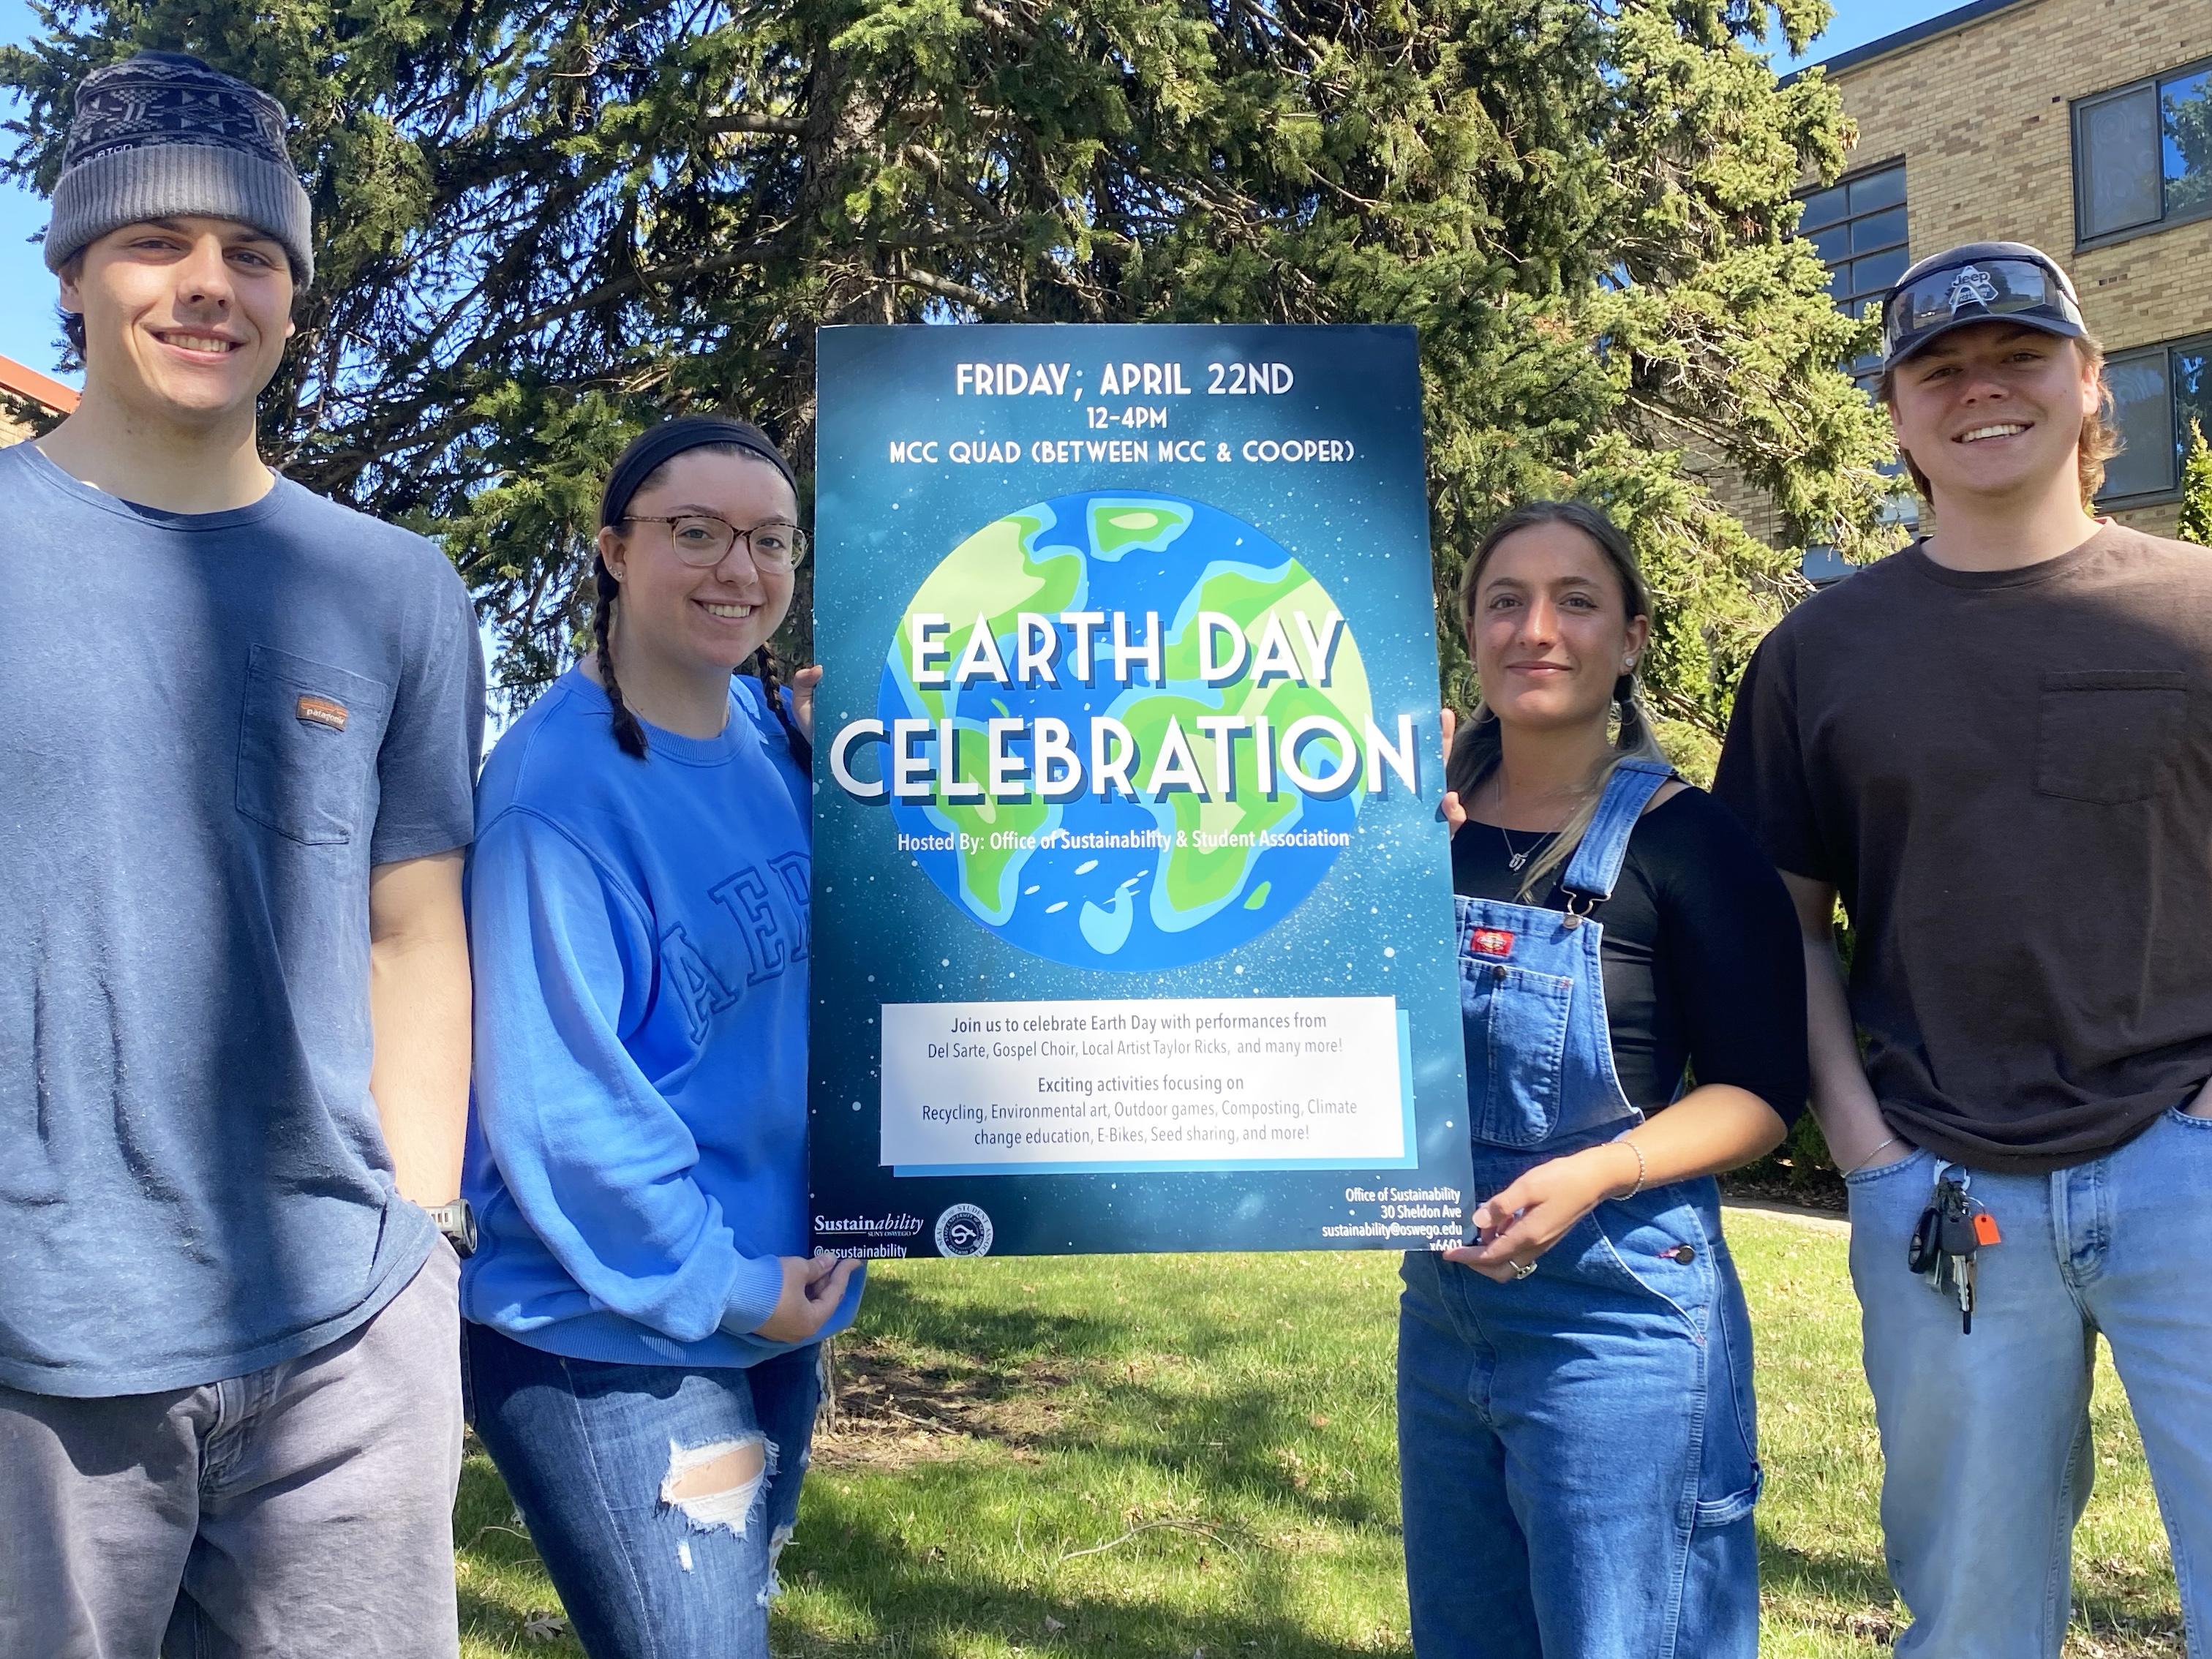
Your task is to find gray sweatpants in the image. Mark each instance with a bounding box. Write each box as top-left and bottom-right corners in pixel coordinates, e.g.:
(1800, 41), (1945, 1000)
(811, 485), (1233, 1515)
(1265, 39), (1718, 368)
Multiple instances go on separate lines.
(0, 1241), (463, 1659)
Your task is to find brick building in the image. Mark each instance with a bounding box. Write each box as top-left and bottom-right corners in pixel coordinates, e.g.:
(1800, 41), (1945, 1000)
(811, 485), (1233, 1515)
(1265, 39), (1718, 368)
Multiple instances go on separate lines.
(1723, 0), (2211, 562)
(0, 355), (78, 443)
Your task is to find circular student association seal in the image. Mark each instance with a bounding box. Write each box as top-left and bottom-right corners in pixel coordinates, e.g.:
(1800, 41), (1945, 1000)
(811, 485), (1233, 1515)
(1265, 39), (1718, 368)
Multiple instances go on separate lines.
(933, 1203), (996, 1257)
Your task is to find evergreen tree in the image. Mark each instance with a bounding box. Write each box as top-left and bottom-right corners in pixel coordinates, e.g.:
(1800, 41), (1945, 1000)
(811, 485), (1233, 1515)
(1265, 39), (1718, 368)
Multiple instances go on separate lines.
(2181, 419), (2212, 548)
(3, 0), (1897, 729)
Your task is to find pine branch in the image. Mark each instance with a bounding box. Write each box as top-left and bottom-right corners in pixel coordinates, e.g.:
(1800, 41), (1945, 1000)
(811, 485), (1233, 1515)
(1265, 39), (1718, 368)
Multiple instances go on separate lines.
(891, 266), (1010, 317)
(704, 112), (807, 135)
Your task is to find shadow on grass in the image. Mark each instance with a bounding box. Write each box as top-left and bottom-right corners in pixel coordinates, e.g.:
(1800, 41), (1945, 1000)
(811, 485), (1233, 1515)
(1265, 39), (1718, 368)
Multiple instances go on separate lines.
(456, 1432), (1404, 1658)
(457, 1584), (582, 1659)
(1757, 1540), (2186, 1657)
(1756, 1538), (1894, 1610)
(1094, 1376), (1398, 1530)
(846, 1268), (1156, 1360)
(455, 1450), (586, 1656)
(454, 1297), (1407, 1655)
(830, 1271), (1396, 1530)
(854, 1259), (1392, 1369)
(783, 1470), (1406, 1658)
(2069, 1584), (2186, 1656)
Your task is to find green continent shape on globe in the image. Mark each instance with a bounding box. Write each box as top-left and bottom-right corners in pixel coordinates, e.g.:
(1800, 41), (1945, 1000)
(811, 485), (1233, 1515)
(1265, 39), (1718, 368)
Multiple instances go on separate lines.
(888, 509), (1080, 922)
(892, 508), (1083, 727)
(1118, 561), (1372, 930)
(947, 698), (1058, 925)
(1086, 497), (1194, 560)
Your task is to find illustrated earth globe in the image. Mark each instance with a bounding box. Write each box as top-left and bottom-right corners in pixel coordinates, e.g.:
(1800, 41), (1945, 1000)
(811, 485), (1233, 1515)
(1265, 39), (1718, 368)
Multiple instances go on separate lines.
(878, 489), (1372, 971)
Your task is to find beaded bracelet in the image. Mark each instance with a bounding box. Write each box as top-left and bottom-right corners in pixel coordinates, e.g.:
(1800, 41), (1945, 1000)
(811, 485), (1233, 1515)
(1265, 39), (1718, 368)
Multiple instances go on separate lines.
(1620, 1137), (1647, 1199)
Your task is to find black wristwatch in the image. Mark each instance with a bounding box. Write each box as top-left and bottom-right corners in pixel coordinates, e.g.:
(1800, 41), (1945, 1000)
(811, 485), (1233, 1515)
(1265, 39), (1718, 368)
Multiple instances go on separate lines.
(428, 1199), (477, 1258)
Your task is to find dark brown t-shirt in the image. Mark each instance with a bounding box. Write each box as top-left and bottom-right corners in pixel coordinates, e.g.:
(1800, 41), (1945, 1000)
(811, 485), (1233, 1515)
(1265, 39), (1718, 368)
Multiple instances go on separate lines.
(1713, 524), (2212, 1173)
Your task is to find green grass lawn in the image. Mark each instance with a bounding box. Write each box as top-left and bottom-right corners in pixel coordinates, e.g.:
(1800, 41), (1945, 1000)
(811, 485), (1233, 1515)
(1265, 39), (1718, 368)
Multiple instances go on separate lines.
(454, 1212), (2182, 1656)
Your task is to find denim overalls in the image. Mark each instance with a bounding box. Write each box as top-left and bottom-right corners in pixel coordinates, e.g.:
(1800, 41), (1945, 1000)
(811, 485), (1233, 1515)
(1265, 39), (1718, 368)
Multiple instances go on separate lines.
(1397, 759), (1764, 1658)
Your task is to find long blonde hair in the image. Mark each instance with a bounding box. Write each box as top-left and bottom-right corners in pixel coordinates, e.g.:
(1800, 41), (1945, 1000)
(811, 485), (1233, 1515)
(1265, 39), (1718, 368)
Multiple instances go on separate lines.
(1448, 500), (1670, 897)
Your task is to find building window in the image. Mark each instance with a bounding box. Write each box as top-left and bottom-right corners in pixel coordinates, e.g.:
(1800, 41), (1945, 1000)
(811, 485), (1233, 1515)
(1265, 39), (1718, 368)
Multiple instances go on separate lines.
(1799, 163), (1918, 549)
(2101, 336), (2212, 504)
(1802, 163), (1910, 353)
(2074, 58), (2212, 244)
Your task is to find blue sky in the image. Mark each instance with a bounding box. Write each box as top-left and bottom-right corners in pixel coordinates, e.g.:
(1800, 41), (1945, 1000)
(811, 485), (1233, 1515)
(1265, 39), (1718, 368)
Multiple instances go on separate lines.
(0, 0), (1960, 384)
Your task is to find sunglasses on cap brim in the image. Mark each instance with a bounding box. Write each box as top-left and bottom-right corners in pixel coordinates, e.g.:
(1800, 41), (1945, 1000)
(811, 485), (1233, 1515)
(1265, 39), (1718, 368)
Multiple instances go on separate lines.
(1881, 257), (2085, 361)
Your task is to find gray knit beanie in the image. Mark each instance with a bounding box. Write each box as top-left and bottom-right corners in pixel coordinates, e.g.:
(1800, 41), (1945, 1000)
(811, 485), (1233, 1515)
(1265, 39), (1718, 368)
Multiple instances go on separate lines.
(45, 51), (313, 286)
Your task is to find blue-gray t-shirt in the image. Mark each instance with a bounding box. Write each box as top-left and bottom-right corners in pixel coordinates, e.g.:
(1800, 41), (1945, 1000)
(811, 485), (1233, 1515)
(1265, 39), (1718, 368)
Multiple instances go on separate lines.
(0, 441), (484, 1396)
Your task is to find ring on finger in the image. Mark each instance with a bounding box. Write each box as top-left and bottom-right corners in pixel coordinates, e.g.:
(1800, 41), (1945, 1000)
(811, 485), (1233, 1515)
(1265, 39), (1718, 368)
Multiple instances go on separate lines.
(1510, 1259), (1538, 1280)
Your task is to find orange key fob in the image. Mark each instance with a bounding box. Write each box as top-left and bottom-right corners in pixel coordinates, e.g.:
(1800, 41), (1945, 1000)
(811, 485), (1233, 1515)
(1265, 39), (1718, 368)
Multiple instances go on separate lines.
(1973, 1211), (2002, 1247)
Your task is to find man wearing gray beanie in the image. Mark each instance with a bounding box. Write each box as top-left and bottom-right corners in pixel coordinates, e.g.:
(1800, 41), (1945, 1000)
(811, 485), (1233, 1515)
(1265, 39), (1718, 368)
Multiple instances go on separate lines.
(1, 52), (479, 1659)
(43, 49), (315, 285)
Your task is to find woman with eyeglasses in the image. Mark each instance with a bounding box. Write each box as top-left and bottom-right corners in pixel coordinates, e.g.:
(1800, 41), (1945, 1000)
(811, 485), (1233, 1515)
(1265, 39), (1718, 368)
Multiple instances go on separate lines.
(459, 416), (860, 1658)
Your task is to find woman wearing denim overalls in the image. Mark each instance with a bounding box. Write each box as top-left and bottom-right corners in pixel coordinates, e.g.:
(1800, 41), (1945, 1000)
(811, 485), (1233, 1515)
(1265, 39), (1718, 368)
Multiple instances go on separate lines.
(1399, 501), (1809, 1657)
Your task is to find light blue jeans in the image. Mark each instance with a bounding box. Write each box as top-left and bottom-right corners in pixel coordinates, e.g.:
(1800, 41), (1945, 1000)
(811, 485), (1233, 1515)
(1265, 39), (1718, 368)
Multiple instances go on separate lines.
(1397, 1165), (1763, 1658)
(465, 1325), (821, 1659)
(1846, 1104), (2212, 1657)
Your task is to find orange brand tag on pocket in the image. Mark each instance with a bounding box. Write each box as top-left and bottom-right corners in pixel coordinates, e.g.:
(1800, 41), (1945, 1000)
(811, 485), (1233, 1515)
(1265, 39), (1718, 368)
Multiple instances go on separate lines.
(296, 694), (349, 731)
(1470, 928), (1515, 958)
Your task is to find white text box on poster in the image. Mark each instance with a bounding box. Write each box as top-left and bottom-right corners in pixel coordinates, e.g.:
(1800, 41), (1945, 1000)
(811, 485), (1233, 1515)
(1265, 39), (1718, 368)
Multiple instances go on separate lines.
(879, 996), (1409, 1173)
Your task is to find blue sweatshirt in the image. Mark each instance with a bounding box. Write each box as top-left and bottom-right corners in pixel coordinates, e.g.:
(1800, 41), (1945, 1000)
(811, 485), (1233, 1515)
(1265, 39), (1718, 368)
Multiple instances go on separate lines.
(460, 669), (859, 1366)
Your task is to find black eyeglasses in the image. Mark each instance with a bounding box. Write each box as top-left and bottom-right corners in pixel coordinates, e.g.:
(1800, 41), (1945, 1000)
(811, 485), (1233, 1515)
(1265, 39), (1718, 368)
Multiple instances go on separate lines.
(1881, 257), (2084, 362)
(625, 515), (810, 571)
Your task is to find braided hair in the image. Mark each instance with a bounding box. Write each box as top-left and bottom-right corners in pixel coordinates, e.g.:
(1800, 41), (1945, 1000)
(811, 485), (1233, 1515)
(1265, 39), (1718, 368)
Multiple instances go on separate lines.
(593, 415), (805, 762)
(746, 642), (813, 772)
(591, 554), (650, 759)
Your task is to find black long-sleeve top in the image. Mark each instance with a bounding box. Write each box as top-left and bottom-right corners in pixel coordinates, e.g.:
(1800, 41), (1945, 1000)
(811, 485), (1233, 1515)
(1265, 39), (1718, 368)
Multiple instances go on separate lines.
(1451, 786), (1810, 1125)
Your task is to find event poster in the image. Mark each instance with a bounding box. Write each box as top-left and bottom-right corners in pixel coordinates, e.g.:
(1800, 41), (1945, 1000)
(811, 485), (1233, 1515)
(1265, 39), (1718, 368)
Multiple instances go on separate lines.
(808, 324), (1470, 1258)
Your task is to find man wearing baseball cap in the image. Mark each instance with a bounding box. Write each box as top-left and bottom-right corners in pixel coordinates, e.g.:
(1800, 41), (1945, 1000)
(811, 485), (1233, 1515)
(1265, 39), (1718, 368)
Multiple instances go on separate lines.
(1715, 238), (2212, 1653)
(0, 52), (481, 1656)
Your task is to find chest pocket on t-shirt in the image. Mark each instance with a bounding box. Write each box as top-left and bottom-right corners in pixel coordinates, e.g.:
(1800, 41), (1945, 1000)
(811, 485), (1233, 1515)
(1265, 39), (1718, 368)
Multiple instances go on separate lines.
(236, 645), (391, 846)
(2034, 670), (2187, 805)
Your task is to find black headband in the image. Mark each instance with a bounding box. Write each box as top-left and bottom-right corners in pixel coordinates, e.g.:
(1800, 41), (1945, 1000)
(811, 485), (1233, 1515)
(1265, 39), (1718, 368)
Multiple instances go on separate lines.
(599, 415), (797, 529)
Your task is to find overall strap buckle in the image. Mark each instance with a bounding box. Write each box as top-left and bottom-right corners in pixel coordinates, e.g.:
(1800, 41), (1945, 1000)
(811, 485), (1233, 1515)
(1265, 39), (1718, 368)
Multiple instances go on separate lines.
(1554, 758), (1674, 920)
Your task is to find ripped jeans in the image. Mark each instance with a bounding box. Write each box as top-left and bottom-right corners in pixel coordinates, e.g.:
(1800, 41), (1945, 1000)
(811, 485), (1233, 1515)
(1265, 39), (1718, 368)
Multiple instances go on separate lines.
(465, 1325), (821, 1659)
